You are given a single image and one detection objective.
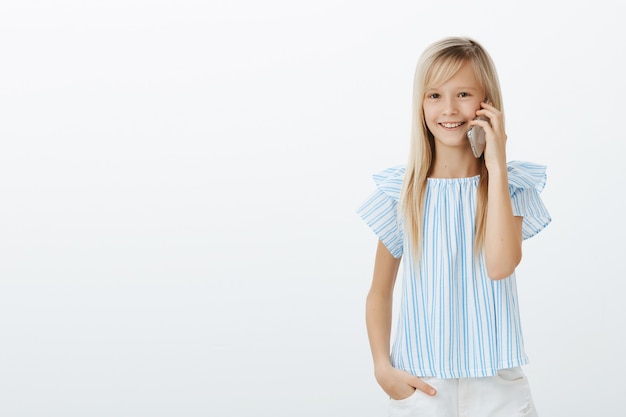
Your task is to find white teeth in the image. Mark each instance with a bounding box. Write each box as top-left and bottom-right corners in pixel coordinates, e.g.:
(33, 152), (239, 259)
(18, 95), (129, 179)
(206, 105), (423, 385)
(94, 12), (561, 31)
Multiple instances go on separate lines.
(441, 122), (463, 128)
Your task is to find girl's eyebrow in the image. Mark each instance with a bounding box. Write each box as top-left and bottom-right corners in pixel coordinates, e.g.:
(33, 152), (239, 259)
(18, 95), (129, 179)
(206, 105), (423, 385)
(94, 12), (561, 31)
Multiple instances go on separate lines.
(446, 86), (481, 92)
(425, 86), (480, 93)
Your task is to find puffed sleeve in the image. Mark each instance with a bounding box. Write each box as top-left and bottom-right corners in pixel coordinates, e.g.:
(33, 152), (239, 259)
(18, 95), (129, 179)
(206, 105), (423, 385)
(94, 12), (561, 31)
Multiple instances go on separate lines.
(507, 161), (552, 240)
(356, 166), (405, 258)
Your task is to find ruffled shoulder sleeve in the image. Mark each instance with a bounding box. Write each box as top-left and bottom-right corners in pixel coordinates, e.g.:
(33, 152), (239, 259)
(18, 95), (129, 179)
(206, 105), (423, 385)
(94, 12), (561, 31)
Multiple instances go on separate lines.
(356, 165), (405, 258)
(507, 161), (552, 240)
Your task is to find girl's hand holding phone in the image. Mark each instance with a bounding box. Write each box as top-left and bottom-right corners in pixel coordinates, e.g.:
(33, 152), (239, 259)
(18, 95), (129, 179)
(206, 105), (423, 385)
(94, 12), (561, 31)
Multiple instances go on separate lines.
(468, 101), (508, 173)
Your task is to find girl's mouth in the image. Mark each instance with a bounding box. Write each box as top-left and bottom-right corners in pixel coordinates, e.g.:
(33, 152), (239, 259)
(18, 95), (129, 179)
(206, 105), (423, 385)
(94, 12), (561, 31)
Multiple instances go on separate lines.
(439, 122), (465, 129)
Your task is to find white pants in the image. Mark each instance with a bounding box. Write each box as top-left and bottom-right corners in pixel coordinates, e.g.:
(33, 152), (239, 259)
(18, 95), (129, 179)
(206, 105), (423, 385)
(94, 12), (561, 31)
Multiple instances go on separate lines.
(388, 367), (538, 417)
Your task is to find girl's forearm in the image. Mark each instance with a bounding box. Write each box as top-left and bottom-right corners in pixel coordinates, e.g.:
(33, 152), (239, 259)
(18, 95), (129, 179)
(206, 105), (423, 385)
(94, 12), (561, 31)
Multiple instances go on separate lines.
(366, 241), (401, 369)
(484, 166), (522, 279)
(366, 291), (394, 369)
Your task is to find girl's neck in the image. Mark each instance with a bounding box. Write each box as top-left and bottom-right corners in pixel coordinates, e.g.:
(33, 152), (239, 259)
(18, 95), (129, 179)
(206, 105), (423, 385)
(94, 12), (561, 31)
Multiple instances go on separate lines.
(429, 151), (481, 178)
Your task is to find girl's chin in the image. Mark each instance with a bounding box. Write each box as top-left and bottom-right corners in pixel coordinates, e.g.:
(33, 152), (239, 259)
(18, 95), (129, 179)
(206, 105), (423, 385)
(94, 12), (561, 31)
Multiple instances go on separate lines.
(433, 135), (470, 146)
(433, 139), (474, 152)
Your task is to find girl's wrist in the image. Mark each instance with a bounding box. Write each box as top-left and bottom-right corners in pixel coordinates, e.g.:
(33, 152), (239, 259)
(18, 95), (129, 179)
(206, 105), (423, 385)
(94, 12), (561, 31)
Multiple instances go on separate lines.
(374, 360), (393, 374)
(485, 159), (507, 177)
(374, 362), (394, 383)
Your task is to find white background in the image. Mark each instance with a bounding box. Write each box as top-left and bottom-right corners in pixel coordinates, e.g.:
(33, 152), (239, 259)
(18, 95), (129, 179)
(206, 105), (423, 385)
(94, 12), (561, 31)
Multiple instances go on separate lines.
(0, 1), (624, 416)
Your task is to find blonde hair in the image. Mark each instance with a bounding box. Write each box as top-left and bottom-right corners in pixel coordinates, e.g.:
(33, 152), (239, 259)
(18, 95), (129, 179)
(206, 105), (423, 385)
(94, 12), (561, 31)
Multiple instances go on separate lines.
(400, 37), (503, 261)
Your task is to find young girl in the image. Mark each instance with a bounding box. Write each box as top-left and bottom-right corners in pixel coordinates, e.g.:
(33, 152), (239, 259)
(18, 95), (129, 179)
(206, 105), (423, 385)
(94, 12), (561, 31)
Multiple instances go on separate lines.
(357, 37), (551, 416)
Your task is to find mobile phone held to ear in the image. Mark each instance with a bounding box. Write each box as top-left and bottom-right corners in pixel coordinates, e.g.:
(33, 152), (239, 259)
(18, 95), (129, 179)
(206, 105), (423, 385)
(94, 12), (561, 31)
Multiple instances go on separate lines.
(467, 115), (488, 158)
(468, 99), (490, 158)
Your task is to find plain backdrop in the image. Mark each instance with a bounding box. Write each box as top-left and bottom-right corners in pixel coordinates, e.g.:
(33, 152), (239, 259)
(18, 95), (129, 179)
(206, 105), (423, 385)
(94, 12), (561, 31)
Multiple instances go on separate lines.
(0, 1), (624, 416)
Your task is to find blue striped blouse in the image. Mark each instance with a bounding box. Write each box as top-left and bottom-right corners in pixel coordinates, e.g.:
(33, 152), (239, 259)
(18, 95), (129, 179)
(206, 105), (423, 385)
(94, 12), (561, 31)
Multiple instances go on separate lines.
(357, 161), (551, 378)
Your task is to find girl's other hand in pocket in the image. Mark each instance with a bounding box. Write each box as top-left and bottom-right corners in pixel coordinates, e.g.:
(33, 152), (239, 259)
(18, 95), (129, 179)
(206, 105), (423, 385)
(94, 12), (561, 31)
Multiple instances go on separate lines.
(375, 364), (437, 400)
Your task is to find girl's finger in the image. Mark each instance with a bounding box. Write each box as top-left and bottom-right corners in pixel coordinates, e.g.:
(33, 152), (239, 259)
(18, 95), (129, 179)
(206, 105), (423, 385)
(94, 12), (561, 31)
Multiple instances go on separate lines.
(468, 118), (492, 130)
(480, 101), (498, 111)
(410, 376), (437, 396)
(475, 110), (503, 132)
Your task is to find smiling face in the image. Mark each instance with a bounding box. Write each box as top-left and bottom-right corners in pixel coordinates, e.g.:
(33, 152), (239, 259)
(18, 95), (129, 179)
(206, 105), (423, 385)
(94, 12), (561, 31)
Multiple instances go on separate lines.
(422, 61), (485, 152)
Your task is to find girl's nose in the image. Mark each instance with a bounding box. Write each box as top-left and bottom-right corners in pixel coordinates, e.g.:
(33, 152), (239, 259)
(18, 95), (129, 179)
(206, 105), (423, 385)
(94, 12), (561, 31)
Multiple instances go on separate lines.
(442, 98), (458, 115)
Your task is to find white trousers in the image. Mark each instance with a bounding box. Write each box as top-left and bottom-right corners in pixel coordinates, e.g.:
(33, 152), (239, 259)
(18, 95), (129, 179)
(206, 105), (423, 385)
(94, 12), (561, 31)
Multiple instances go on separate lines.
(388, 367), (538, 417)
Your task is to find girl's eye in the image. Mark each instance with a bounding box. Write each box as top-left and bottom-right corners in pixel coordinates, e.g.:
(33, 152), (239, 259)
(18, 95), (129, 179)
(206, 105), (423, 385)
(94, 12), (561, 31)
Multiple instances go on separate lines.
(427, 93), (440, 99)
(458, 92), (470, 98)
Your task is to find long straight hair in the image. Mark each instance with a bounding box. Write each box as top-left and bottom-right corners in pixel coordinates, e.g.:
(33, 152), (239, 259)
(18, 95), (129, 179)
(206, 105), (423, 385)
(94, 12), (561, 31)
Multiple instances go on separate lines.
(400, 37), (504, 261)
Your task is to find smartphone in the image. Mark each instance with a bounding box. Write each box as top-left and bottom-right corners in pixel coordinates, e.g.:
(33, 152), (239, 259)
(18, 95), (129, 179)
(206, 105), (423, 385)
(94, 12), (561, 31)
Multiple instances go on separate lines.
(467, 115), (488, 158)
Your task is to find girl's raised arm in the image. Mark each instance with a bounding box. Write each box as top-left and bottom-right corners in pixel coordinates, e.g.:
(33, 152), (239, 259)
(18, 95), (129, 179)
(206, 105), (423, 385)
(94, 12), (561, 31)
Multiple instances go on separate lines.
(473, 102), (523, 279)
